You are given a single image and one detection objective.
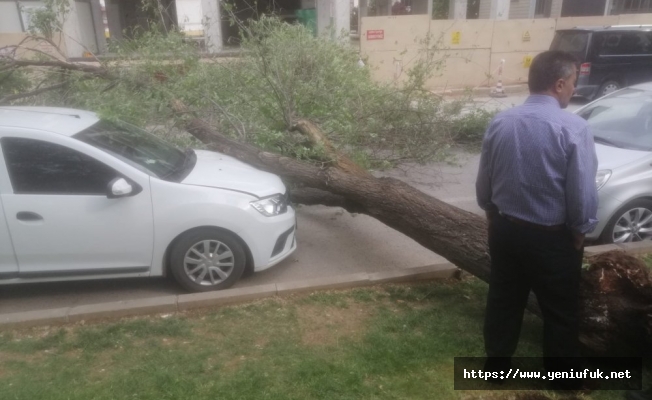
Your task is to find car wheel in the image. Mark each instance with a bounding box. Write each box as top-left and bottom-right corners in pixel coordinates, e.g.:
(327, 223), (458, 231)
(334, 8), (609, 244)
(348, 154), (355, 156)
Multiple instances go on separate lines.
(170, 228), (246, 292)
(598, 80), (621, 98)
(600, 200), (652, 244)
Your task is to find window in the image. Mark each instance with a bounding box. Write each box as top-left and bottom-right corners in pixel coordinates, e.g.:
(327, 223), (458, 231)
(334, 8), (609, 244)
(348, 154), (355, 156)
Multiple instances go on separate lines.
(74, 120), (189, 181)
(551, 31), (590, 59)
(597, 31), (652, 56)
(1, 138), (118, 195)
(611, 0), (652, 14)
(535, 0), (552, 17)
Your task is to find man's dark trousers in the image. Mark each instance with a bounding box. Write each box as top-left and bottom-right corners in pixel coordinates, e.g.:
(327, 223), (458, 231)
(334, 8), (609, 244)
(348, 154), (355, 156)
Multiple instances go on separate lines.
(484, 213), (584, 378)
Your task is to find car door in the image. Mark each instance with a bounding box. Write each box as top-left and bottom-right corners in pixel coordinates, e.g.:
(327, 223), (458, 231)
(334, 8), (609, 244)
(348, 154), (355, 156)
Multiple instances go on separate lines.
(591, 31), (631, 87)
(593, 31), (652, 88)
(0, 129), (154, 277)
(616, 31), (652, 86)
(0, 197), (18, 279)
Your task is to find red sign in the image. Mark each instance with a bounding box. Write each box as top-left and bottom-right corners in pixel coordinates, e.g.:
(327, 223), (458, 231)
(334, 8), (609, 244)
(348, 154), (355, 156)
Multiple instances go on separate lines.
(367, 30), (384, 40)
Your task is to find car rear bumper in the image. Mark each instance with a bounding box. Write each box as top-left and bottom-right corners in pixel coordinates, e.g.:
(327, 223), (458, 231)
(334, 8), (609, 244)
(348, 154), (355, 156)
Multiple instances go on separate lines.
(574, 84), (599, 100)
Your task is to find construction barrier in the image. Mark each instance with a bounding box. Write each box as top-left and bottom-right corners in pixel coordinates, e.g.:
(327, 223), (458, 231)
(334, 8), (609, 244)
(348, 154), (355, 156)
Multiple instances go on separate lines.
(360, 13), (652, 91)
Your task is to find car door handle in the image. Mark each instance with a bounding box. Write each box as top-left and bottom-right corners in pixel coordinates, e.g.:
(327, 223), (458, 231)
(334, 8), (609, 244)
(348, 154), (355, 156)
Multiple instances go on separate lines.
(16, 212), (43, 221)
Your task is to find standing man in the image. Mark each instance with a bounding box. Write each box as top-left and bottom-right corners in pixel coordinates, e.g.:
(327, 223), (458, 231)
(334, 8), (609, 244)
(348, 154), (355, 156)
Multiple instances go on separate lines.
(475, 51), (598, 390)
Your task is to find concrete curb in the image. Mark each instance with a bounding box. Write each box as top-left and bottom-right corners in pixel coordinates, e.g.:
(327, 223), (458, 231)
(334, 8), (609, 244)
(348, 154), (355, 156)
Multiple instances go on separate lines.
(178, 284), (277, 311)
(68, 296), (178, 323)
(0, 263), (455, 330)
(1, 243), (650, 330)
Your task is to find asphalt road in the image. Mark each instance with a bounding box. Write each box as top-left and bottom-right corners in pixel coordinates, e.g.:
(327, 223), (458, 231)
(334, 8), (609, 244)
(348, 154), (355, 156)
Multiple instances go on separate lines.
(0, 94), (589, 314)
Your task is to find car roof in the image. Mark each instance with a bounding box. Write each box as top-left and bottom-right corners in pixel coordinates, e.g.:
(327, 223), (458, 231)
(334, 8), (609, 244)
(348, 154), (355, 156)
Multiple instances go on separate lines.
(559, 24), (652, 32)
(0, 107), (100, 137)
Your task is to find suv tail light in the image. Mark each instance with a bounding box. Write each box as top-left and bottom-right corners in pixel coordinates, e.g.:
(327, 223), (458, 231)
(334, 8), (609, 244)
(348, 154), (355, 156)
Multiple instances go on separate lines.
(580, 63), (591, 76)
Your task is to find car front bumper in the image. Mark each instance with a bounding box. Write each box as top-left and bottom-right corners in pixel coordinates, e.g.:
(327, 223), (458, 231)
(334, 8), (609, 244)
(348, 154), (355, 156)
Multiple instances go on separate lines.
(247, 206), (297, 272)
(586, 192), (625, 241)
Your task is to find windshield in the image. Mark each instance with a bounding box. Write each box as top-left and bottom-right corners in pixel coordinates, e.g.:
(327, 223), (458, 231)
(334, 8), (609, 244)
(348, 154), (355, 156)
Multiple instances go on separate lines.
(74, 120), (195, 181)
(550, 31), (589, 59)
(578, 88), (652, 151)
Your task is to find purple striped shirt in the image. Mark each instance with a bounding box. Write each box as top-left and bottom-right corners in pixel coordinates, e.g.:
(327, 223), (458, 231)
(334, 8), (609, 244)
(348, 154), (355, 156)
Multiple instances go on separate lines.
(475, 95), (599, 234)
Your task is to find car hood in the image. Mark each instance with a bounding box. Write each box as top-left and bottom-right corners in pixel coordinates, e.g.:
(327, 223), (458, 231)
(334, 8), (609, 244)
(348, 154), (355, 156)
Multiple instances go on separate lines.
(181, 150), (286, 198)
(595, 143), (652, 170)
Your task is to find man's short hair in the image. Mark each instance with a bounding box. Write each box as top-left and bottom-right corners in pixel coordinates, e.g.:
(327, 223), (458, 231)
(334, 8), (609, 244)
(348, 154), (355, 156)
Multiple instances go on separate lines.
(528, 51), (578, 93)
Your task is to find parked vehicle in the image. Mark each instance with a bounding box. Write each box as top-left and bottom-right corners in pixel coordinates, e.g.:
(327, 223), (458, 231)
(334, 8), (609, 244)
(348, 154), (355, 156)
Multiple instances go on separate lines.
(550, 25), (652, 100)
(0, 107), (296, 292)
(575, 83), (652, 243)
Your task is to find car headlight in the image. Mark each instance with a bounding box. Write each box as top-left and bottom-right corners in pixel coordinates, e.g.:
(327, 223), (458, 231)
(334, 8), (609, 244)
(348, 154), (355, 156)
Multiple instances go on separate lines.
(596, 169), (612, 191)
(251, 193), (288, 217)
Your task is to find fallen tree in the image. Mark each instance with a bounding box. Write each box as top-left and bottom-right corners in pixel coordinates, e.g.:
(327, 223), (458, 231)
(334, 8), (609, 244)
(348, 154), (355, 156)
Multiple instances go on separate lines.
(173, 102), (652, 358)
(2, 16), (651, 358)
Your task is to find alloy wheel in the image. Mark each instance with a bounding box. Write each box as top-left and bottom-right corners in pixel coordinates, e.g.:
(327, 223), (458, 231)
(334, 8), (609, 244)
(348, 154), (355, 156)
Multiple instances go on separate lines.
(612, 207), (652, 243)
(183, 240), (235, 286)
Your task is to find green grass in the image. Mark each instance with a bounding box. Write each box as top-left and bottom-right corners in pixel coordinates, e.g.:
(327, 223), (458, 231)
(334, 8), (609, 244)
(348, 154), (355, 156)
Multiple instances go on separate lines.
(0, 278), (643, 400)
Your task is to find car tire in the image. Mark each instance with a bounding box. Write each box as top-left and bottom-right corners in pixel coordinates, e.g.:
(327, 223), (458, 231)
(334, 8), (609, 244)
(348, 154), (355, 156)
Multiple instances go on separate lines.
(600, 199), (652, 244)
(170, 228), (246, 292)
(597, 80), (621, 99)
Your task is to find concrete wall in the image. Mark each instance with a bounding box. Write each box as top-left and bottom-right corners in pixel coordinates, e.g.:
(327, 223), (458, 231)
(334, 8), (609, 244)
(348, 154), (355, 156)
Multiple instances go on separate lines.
(360, 12), (652, 90)
(0, 1), (25, 33)
(360, 15), (431, 84)
(0, 0), (91, 58)
(76, 1), (98, 53)
(176, 0), (204, 36)
(0, 32), (67, 60)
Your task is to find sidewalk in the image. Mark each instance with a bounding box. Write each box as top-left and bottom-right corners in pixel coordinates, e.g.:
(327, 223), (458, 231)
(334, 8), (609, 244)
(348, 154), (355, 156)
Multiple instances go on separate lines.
(1, 241), (649, 330)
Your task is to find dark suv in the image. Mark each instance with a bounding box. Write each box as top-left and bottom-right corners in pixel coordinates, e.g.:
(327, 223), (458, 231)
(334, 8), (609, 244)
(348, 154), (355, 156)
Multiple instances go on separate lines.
(550, 25), (652, 100)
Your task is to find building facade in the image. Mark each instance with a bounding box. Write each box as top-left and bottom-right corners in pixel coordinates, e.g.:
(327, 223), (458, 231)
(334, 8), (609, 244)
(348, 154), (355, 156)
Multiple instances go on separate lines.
(0, 0), (351, 57)
(456, 0), (651, 19)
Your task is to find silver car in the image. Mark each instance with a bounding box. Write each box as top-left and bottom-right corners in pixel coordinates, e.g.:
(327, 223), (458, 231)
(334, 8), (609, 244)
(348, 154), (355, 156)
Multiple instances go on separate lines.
(577, 82), (652, 243)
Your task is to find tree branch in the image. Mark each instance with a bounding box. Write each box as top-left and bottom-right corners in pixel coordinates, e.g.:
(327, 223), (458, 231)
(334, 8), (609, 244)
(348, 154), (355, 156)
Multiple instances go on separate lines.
(0, 82), (67, 104)
(5, 59), (114, 80)
(291, 119), (370, 177)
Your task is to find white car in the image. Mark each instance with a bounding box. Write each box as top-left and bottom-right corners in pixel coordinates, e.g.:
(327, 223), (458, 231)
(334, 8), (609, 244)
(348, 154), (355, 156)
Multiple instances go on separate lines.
(0, 107), (296, 292)
(577, 83), (652, 243)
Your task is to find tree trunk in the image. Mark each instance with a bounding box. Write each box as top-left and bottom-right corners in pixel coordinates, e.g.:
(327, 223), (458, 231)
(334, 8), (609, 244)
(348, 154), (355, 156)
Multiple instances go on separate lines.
(173, 103), (652, 357)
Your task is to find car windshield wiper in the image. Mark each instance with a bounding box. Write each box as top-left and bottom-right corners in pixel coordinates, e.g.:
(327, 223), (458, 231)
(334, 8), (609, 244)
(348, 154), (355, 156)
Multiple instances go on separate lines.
(594, 136), (624, 148)
(162, 148), (195, 181)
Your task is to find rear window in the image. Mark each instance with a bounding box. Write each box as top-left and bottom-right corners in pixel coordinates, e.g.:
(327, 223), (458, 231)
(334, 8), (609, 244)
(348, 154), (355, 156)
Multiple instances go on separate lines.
(550, 31), (589, 59)
(595, 31), (652, 56)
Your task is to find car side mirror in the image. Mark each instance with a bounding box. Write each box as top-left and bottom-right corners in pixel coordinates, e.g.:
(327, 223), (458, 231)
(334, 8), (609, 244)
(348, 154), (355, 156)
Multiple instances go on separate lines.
(107, 178), (141, 199)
